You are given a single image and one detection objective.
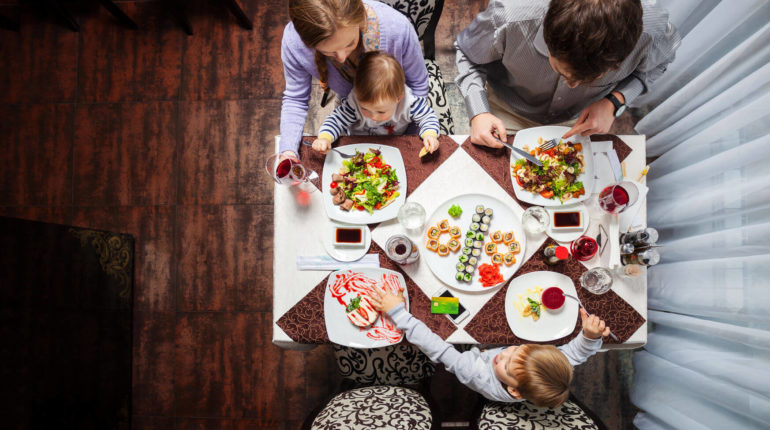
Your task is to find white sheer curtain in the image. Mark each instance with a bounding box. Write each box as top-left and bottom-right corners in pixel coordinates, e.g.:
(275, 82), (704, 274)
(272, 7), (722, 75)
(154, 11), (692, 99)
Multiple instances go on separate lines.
(630, 1), (770, 429)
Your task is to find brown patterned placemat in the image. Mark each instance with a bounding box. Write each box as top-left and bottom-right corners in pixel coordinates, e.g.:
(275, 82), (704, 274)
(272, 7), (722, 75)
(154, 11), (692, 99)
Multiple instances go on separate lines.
(298, 135), (459, 196)
(460, 134), (633, 208)
(463, 238), (645, 345)
(275, 242), (457, 344)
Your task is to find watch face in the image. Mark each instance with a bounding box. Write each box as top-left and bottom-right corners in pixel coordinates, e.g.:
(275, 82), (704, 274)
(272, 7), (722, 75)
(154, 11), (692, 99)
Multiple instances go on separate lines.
(616, 104), (627, 117)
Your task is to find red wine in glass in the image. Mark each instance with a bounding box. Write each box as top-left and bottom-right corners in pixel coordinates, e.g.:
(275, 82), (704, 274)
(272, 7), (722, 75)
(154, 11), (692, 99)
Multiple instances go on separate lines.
(599, 184), (630, 213)
(571, 235), (598, 261)
(275, 158), (292, 179)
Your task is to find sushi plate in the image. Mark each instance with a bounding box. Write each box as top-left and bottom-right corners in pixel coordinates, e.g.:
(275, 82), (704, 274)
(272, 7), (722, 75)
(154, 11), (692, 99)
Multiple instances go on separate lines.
(510, 126), (594, 207)
(422, 194), (526, 293)
(504, 271), (579, 342)
(322, 144), (407, 225)
(324, 268), (409, 348)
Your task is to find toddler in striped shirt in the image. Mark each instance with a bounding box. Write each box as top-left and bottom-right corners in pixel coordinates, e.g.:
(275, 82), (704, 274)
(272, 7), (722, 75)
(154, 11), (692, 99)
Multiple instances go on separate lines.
(311, 51), (440, 155)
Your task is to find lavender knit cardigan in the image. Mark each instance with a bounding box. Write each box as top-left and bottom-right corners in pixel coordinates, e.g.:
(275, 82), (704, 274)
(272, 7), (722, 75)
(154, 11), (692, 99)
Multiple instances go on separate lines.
(279, 0), (429, 155)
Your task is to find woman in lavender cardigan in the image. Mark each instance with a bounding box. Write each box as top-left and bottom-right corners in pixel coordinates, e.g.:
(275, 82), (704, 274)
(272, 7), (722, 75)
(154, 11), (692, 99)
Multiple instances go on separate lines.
(279, 0), (430, 158)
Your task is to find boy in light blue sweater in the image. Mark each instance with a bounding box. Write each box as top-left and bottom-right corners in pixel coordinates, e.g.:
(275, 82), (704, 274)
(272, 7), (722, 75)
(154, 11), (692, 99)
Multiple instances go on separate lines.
(369, 286), (611, 408)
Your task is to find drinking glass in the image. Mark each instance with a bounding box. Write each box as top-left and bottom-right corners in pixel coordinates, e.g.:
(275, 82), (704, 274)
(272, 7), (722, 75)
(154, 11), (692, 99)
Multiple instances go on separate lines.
(597, 181), (639, 214)
(385, 235), (419, 265)
(521, 206), (549, 234)
(570, 235), (598, 261)
(397, 202), (426, 234)
(265, 153), (316, 187)
(579, 267), (613, 294)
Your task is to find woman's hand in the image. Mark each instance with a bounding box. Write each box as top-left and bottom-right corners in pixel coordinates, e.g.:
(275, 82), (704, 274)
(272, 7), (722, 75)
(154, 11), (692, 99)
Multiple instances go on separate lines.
(368, 286), (405, 313)
(312, 137), (332, 154)
(470, 112), (507, 148)
(580, 308), (611, 339)
(422, 134), (440, 154)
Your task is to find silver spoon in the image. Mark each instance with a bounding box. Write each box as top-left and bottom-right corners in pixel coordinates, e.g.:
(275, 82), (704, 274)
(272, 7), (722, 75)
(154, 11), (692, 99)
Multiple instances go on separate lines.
(563, 293), (620, 342)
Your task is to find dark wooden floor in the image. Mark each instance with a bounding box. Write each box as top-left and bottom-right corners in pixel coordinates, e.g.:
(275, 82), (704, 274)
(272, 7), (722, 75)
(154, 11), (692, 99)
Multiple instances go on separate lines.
(0, 1), (637, 428)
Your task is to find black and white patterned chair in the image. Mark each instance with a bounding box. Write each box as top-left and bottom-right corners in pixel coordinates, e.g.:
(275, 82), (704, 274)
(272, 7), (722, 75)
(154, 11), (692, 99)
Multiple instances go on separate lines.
(475, 397), (607, 430)
(378, 0), (455, 135)
(302, 343), (440, 429)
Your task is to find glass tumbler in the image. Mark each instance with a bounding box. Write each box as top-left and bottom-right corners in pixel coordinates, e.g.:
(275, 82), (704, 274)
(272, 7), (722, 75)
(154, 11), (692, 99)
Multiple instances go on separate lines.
(397, 201), (426, 234)
(521, 206), (549, 234)
(579, 267), (613, 294)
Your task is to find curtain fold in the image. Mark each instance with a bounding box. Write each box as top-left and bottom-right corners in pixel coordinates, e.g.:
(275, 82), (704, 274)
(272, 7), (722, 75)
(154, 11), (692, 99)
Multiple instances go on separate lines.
(630, 1), (770, 428)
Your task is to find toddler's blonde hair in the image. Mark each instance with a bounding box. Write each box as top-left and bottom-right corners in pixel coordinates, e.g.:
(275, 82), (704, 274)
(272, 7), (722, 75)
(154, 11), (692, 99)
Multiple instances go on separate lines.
(354, 51), (405, 104)
(511, 344), (573, 408)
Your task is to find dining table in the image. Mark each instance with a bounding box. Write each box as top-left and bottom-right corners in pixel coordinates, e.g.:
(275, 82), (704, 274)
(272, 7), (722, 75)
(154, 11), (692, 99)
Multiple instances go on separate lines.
(272, 133), (648, 351)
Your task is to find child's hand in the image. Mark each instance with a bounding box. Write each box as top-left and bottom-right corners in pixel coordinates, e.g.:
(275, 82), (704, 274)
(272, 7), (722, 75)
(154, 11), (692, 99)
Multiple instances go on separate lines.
(422, 134), (440, 154)
(312, 138), (331, 154)
(368, 285), (405, 313)
(580, 308), (610, 339)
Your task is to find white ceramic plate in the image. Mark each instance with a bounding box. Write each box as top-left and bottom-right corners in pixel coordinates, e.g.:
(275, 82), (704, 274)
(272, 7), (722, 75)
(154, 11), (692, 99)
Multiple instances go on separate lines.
(544, 203), (590, 242)
(322, 221), (372, 262)
(422, 194), (526, 293)
(324, 268), (409, 348)
(322, 144), (407, 224)
(504, 271), (579, 342)
(510, 126), (594, 207)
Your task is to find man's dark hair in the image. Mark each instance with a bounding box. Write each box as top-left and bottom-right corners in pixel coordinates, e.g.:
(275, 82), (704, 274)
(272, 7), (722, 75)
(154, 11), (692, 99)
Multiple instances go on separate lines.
(544, 0), (643, 83)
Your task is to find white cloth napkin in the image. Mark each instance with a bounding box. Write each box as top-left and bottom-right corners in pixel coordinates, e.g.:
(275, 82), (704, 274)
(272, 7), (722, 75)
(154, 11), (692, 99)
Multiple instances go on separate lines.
(296, 254), (381, 271)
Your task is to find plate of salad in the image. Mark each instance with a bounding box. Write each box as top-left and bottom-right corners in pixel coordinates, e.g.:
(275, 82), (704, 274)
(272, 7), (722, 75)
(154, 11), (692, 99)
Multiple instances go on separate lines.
(322, 144), (407, 224)
(510, 126), (594, 206)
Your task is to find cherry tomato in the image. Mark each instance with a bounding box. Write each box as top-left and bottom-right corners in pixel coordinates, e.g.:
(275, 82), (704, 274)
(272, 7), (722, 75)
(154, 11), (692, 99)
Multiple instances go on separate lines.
(330, 181), (338, 189)
(515, 176), (524, 187)
(356, 205), (365, 211)
(540, 190), (554, 198)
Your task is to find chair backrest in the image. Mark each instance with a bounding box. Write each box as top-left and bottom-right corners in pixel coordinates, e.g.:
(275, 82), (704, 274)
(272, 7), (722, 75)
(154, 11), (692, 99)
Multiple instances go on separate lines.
(333, 343), (436, 386)
(377, 0), (445, 59)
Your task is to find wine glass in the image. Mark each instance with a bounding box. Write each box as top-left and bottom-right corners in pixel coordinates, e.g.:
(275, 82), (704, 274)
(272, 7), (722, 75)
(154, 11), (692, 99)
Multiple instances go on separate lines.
(571, 235), (598, 261)
(265, 153), (312, 186)
(579, 267), (613, 294)
(598, 181), (639, 214)
(521, 206), (549, 234)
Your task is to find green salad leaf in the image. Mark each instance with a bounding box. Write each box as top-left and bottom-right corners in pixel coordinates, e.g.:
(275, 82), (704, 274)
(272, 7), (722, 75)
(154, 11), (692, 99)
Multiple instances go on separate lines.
(346, 296), (361, 313)
(527, 297), (542, 317)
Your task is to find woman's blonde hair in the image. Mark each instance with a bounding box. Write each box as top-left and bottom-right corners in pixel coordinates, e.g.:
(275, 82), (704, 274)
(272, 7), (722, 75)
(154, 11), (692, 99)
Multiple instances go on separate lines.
(511, 344), (573, 408)
(289, 0), (367, 87)
(354, 51), (405, 104)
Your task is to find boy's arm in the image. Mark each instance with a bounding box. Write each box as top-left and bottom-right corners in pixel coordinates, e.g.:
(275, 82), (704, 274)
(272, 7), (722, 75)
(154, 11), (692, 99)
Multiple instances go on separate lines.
(409, 96), (440, 139)
(558, 333), (603, 366)
(317, 98), (358, 143)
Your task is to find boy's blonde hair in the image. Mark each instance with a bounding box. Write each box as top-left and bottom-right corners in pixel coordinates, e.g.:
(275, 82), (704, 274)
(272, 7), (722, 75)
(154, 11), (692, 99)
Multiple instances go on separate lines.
(289, 0), (367, 86)
(353, 51), (405, 104)
(511, 344), (573, 408)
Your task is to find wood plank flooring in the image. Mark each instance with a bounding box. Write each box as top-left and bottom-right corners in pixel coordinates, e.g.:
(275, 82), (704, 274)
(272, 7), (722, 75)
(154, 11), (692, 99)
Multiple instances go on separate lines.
(0, 1), (638, 428)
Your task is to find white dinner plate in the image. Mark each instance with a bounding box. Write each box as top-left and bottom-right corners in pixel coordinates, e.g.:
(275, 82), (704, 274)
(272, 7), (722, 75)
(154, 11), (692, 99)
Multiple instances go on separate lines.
(422, 194), (526, 293)
(504, 271), (579, 342)
(322, 221), (372, 262)
(544, 203), (590, 242)
(322, 144), (407, 224)
(324, 268), (409, 348)
(510, 126), (594, 207)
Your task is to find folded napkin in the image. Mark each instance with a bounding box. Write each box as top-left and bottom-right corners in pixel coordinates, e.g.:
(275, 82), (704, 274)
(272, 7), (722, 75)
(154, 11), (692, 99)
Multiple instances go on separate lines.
(463, 238), (646, 345)
(296, 254), (380, 271)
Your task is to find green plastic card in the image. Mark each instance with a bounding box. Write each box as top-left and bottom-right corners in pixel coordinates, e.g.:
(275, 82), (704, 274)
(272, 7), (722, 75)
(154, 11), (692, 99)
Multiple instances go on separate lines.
(431, 296), (459, 314)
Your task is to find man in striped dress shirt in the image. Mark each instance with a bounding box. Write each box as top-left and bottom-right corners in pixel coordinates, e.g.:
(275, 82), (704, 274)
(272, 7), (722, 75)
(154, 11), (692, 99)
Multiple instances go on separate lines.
(455, 0), (681, 148)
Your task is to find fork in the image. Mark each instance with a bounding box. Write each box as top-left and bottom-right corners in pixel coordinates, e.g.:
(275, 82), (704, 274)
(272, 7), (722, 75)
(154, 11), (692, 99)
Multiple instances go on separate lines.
(301, 139), (354, 159)
(539, 138), (559, 151)
(562, 293), (620, 342)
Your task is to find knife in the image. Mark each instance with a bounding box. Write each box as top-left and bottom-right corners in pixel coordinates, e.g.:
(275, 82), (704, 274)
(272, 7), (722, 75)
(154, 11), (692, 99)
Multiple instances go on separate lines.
(492, 135), (543, 167)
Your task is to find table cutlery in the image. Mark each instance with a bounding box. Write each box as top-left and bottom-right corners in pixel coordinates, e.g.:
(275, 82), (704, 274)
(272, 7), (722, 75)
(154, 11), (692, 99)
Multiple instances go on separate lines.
(562, 292), (620, 342)
(539, 138), (559, 151)
(302, 139), (354, 159)
(491, 135), (543, 167)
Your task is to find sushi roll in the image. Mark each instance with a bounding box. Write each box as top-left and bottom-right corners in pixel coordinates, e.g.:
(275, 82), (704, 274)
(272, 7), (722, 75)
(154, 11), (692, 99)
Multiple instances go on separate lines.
(472, 248), (482, 257)
(503, 252), (516, 266)
(479, 224), (489, 233)
(475, 205), (485, 214)
(459, 254), (469, 263)
(456, 272), (465, 281)
(456, 262), (466, 272)
(472, 214), (481, 223)
(490, 230), (504, 244)
(463, 272), (473, 282)
(474, 240), (484, 249)
(449, 226), (462, 238)
(485, 242), (497, 255)
(492, 253), (504, 265)
(428, 227), (441, 239)
(465, 265), (475, 273)
(468, 256), (478, 266)
(438, 219), (450, 232)
(466, 230), (476, 238)
(426, 239), (439, 252)
(470, 222), (480, 231)
(462, 247), (472, 255)
(437, 244), (449, 256)
(475, 232), (485, 241)
(447, 239), (461, 252)
(508, 241), (521, 254)
(503, 231), (515, 244)
(482, 215), (491, 225)
(484, 208), (494, 217)
(465, 237), (474, 247)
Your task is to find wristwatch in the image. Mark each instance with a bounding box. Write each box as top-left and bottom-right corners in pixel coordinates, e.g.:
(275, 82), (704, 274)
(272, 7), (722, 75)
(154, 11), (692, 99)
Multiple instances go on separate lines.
(605, 93), (627, 117)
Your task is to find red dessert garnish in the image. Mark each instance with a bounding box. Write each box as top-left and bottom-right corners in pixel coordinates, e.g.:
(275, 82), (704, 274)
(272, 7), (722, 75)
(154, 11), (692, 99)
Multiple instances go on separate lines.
(542, 286), (565, 310)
